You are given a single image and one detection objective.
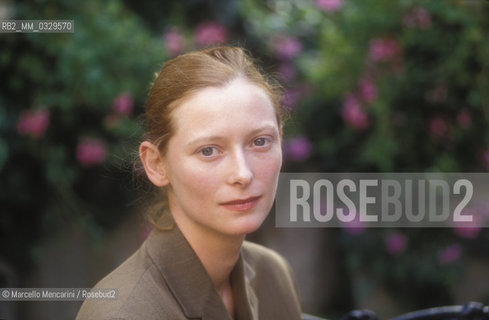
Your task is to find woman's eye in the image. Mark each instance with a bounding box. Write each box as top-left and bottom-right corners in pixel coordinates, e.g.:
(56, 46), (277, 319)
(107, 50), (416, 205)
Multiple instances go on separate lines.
(253, 137), (269, 147)
(199, 146), (217, 157)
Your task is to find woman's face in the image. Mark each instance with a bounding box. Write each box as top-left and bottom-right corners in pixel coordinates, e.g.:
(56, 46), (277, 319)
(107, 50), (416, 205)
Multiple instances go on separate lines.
(163, 78), (282, 237)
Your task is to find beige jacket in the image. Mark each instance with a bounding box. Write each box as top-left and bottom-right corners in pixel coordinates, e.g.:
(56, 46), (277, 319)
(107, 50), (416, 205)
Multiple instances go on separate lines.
(76, 225), (302, 320)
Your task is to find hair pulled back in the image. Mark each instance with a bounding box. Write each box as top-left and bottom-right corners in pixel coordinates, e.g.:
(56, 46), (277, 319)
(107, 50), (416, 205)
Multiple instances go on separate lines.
(144, 46), (283, 154)
(140, 46), (283, 228)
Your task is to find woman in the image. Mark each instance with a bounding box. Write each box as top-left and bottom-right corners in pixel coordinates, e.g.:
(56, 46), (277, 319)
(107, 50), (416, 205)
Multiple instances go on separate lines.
(76, 46), (302, 320)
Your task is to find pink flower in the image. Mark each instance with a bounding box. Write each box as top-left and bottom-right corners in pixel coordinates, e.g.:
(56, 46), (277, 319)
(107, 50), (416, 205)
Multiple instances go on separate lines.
(368, 38), (402, 62)
(341, 94), (369, 129)
(274, 36), (302, 60)
(429, 116), (448, 138)
(16, 108), (50, 139)
(278, 62), (297, 82)
(454, 225), (481, 239)
(452, 207), (483, 239)
(315, 0), (343, 12)
(282, 87), (301, 111)
(164, 28), (185, 57)
(284, 136), (312, 161)
(403, 7), (431, 29)
(112, 93), (133, 116)
(437, 244), (462, 264)
(76, 138), (107, 167)
(358, 76), (377, 103)
(457, 108), (471, 129)
(385, 232), (408, 255)
(194, 21), (228, 48)
(341, 214), (366, 235)
(454, 227), (480, 239)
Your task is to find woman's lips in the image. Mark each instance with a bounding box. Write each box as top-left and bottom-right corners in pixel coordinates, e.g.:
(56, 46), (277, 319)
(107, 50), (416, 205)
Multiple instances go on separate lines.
(220, 196), (262, 212)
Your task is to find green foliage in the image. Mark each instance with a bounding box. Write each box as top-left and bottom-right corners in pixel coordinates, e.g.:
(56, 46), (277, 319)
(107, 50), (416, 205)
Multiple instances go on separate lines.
(0, 0), (165, 269)
(2, 0), (489, 315)
(240, 0), (489, 314)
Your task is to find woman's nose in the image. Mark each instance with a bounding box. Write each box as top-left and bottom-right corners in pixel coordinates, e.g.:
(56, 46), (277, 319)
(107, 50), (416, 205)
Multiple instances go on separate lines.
(227, 149), (253, 187)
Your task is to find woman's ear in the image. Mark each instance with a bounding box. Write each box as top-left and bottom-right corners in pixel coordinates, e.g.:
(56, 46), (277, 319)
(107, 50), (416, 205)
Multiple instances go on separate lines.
(139, 141), (169, 187)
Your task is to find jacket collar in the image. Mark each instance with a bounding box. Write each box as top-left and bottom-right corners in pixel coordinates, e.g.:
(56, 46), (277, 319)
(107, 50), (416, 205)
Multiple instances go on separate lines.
(144, 219), (258, 320)
(231, 252), (258, 320)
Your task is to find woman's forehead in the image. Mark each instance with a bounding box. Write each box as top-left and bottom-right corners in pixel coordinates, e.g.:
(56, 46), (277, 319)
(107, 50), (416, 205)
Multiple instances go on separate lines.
(170, 78), (277, 129)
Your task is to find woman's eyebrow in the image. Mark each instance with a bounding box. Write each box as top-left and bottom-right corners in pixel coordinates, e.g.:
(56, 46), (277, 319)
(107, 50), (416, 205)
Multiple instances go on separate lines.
(186, 124), (279, 147)
(186, 135), (226, 147)
(247, 124), (280, 137)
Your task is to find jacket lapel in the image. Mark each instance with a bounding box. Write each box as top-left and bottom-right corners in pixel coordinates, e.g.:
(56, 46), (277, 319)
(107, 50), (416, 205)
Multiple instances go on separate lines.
(145, 225), (232, 320)
(243, 257), (259, 320)
(231, 247), (259, 320)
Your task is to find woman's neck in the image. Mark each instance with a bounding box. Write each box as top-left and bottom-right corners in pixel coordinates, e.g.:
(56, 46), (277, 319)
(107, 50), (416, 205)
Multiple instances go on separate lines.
(172, 212), (244, 289)
(173, 214), (243, 318)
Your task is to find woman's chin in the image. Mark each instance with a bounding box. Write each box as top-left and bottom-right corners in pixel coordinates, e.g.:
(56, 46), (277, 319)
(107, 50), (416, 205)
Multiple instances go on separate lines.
(223, 213), (269, 236)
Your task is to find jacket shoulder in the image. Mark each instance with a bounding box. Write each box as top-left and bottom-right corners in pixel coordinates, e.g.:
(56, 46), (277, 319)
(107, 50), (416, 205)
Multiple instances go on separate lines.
(242, 241), (289, 269)
(243, 241), (292, 273)
(241, 241), (297, 292)
(241, 241), (303, 319)
(75, 244), (180, 320)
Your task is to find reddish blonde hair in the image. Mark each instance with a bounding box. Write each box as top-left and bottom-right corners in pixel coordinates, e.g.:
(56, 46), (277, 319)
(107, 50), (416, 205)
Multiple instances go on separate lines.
(144, 46), (283, 153)
(140, 46), (284, 227)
